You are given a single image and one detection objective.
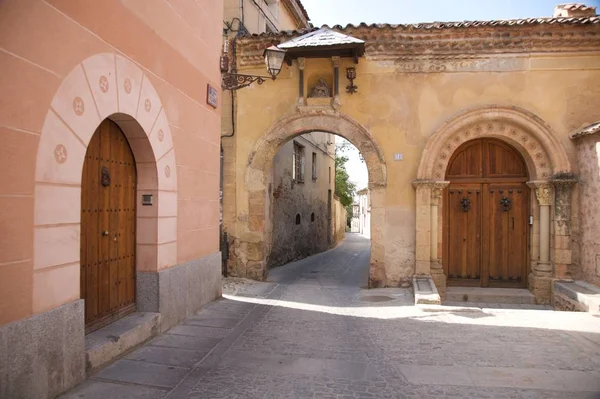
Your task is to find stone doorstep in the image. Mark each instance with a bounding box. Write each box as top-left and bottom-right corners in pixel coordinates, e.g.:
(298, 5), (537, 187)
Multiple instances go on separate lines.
(445, 287), (535, 305)
(413, 276), (441, 305)
(553, 280), (600, 314)
(85, 312), (161, 374)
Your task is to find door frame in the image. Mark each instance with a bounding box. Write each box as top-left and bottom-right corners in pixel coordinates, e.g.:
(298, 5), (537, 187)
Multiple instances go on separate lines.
(442, 138), (530, 288)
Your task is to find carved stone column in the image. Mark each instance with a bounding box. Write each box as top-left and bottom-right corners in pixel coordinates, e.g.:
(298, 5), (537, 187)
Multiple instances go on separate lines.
(413, 180), (449, 296)
(526, 181), (553, 304)
(297, 57), (306, 106)
(528, 181), (553, 276)
(430, 181), (449, 299)
(551, 176), (577, 280)
(332, 56), (341, 107)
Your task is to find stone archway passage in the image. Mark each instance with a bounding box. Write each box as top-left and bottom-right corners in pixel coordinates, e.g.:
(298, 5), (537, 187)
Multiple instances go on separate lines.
(81, 119), (137, 333)
(240, 113), (387, 286)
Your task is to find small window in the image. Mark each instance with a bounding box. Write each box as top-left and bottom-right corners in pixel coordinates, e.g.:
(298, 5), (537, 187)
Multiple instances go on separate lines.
(296, 214), (301, 225)
(311, 212), (315, 222)
(293, 141), (305, 183)
(312, 152), (317, 180)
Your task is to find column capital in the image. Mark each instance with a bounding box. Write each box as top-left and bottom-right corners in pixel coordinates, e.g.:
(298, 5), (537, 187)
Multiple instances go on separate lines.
(412, 180), (449, 190)
(331, 56), (341, 67)
(550, 176), (577, 190)
(297, 57), (306, 70)
(527, 180), (553, 206)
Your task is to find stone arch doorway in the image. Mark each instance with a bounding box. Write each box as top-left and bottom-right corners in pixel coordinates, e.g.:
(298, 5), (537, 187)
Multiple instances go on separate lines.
(414, 105), (574, 302)
(444, 138), (529, 288)
(81, 119), (138, 332)
(33, 53), (177, 321)
(240, 113), (387, 286)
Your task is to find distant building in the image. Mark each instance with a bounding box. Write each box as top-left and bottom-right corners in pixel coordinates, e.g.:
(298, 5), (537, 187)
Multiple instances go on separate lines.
(351, 202), (360, 233)
(269, 132), (344, 268)
(357, 188), (371, 237)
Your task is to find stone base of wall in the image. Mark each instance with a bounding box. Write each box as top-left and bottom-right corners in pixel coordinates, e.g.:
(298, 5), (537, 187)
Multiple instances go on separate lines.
(528, 273), (553, 304)
(137, 252), (222, 332)
(431, 271), (447, 300)
(0, 300), (85, 399)
(552, 291), (581, 311)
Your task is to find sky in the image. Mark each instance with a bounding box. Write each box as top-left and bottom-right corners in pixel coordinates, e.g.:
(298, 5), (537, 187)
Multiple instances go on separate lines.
(301, 0), (600, 27)
(305, 0), (600, 192)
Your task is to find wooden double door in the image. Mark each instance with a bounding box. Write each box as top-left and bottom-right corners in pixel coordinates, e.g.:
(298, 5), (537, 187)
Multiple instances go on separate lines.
(444, 139), (529, 287)
(81, 119), (137, 333)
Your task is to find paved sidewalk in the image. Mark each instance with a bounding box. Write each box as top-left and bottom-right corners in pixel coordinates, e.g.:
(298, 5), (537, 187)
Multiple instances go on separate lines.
(62, 234), (600, 398)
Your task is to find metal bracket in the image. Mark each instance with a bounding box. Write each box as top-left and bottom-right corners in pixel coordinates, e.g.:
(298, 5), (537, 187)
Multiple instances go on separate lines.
(222, 73), (272, 90)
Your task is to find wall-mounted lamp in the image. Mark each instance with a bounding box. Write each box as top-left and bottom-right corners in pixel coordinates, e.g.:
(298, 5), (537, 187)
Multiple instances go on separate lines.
(346, 67), (358, 94)
(221, 45), (286, 90)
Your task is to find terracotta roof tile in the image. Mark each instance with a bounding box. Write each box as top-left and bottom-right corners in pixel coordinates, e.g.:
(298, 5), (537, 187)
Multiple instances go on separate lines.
(278, 28), (364, 49)
(295, 0), (310, 21)
(561, 3), (596, 11)
(242, 16), (600, 38)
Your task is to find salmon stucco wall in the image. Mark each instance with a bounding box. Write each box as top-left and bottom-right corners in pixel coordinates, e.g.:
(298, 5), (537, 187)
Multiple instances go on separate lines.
(0, 0), (223, 326)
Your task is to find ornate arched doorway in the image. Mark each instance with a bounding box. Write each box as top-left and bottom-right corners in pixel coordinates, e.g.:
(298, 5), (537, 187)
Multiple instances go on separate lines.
(444, 138), (529, 287)
(81, 119), (137, 332)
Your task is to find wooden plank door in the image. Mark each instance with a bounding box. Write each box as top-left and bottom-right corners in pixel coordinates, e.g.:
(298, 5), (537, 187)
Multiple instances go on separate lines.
(445, 184), (482, 284)
(81, 119), (136, 333)
(482, 183), (528, 287)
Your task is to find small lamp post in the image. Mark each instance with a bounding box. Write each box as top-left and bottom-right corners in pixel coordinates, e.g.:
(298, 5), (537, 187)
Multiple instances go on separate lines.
(222, 45), (286, 90)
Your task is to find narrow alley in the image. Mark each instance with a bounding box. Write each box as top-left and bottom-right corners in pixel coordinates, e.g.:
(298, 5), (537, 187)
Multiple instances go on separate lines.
(63, 234), (600, 398)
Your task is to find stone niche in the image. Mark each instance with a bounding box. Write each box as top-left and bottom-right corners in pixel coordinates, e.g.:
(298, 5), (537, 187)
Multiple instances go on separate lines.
(305, 73), (334, 107)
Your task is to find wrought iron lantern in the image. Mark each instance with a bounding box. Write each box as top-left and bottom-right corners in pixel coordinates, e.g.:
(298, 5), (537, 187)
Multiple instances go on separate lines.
(221, 45), (286, 91)
(346, 67), (358, 94)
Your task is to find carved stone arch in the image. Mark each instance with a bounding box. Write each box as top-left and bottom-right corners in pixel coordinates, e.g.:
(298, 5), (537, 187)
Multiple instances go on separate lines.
(415, 105), (574, 302)
(417, 105), (572, 181)
(246, 113), (387, 190)
(241, 112), (387, 285)
(33, 53), (177, 313)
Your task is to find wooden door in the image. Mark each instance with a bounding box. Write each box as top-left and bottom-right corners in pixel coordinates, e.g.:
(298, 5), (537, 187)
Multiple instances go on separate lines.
(81, 119), (136, 333)
(444, 138), (528, 288)
(482, 183), (528, 286)
(446, 185), (481, 283)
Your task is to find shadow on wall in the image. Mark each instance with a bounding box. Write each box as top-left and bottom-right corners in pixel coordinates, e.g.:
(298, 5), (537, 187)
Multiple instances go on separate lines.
(269, 168), (331, 268)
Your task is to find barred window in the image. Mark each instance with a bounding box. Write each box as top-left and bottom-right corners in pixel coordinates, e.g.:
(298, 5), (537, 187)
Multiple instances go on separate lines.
(293, 141), (305, 182)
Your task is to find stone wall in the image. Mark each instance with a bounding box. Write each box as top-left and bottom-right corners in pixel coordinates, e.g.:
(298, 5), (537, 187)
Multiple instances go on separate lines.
(573, 131), (600, 286)
(225, 11), (600, 288)
(333, 195), (347, 244)
(269, 133), (336, 268)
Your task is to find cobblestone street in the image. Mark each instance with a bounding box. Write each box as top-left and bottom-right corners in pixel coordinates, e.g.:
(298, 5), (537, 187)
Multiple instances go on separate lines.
(63, 234), (600, 398)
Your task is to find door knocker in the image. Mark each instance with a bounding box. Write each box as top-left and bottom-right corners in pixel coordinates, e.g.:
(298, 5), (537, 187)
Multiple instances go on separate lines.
(460, 197), (471, 212)
(101, 166), (111, 187)
(500, 196), (512, 212)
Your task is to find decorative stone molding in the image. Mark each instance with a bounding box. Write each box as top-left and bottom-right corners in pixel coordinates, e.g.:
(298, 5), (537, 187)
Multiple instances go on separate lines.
(412, 180), (449, 205)
(237, 23), (600, 66)
(417, 105), (571, 181)
(395, 56), (527, 73)
(297, 57), (306, 70)
(527, 181), (553, 206)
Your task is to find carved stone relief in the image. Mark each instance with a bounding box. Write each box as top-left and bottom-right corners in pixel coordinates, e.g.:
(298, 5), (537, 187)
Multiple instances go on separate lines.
(309, 78), (331, 98)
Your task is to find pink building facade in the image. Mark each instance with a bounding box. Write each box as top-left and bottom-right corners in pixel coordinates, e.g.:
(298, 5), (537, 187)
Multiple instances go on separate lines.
(0, 1), (223, 397)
